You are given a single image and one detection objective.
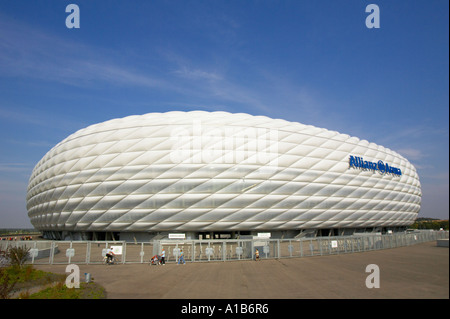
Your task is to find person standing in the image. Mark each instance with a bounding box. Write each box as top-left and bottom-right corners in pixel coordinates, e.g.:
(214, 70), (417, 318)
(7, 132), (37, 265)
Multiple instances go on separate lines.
(255, 248), (260, 261)
(178, 249), (186, 264)
(160, 248), (166, 265)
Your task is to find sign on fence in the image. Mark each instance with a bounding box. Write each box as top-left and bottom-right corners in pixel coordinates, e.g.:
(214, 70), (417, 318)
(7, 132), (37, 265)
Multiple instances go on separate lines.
(111, 246), (123, 255)
(66, 248), (75, 257)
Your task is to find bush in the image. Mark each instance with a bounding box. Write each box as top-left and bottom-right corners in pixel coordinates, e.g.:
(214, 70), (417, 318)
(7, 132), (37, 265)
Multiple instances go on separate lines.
(0, 268), (17, 299)
(5, 246), (30, 269)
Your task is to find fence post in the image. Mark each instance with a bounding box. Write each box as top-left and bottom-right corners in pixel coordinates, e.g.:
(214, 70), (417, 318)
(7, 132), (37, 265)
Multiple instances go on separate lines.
(277, 240), (280, 259)
(86, 241), (91, 264)
(68, 242), (73, 264)
(140, 243), (144, 264)
(222, 242), (226, 262)
(251, 240), (254, 260)
(122, 241), (126, 264)
(31, 241), (37, 264)
(300, 239), (303, 257)
(49, 241), (54, 264)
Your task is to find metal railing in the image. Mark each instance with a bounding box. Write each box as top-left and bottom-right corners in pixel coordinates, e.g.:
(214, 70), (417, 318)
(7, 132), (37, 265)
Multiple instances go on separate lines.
(0, 230), (448, 265)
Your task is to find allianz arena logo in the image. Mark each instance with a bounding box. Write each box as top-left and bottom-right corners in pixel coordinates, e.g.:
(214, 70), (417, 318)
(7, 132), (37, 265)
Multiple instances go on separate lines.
(169, 119), (279, 168)
(349, 155), (402, 176)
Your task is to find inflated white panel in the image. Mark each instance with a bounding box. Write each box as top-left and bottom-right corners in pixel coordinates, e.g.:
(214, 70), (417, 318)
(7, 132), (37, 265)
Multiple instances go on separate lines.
(27, 111), (421, 232)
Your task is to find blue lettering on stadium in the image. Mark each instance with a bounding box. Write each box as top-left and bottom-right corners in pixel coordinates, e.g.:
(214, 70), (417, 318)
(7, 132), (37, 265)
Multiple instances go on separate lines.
(349, 155), (402, 176)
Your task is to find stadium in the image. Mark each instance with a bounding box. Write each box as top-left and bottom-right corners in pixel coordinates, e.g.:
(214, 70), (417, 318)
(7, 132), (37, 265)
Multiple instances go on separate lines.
(26, 111), (421, 241)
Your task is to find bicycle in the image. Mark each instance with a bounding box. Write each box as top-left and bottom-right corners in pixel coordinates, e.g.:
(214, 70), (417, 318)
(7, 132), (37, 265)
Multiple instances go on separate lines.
(103, 254), (118, 265)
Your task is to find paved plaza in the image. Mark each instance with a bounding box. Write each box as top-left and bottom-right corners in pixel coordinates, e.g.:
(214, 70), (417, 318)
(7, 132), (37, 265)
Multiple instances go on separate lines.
(33, 241), (448, 299)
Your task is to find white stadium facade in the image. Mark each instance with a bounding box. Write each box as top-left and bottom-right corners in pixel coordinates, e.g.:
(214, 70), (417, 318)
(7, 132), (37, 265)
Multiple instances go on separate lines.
(26, 111), (421, 241)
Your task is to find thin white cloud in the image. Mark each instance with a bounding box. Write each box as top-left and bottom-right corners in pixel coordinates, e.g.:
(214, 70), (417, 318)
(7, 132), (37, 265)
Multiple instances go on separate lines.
(1, 13), (325, 120)
(0, 12), (352, 126)
(3, 138), (55, 149)
(0, 163), (32, 174)
(396, 148), (426, 161)
(0, 108), (49, 127)
(173, 67), (222, 81)
(0, 106), (85, 132)
(0, 14), (169, 91)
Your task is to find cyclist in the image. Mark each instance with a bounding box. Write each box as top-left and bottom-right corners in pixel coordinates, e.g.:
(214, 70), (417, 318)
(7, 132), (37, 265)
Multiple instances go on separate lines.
(105, 247), (115, 264)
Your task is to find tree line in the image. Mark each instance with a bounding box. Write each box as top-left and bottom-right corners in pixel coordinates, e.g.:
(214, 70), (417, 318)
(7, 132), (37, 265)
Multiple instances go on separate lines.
(410, 218), (449, 230)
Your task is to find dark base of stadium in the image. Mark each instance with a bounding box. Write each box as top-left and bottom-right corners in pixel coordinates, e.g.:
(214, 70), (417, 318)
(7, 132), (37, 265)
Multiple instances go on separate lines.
(40, 226), (409, 241)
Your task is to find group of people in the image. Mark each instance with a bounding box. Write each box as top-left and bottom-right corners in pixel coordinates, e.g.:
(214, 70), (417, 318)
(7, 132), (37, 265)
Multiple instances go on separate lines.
(160, 248), (187, 264)
(1, 236), (34, 241)
(105, 247), (261, 264)
(105, 247), (184, 266)
(150, 248), (186, 265)
(152, 248), (261, 264)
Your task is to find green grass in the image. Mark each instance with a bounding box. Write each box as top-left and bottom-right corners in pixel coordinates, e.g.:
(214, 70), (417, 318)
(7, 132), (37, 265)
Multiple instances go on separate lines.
(26, 281), (106, 299)
(1, 265), (106, 299)
(1, 265), (63, 285)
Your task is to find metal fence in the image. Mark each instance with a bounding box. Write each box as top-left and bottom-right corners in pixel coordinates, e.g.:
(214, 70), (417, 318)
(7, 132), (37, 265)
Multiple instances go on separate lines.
(1, 230), (448, 265)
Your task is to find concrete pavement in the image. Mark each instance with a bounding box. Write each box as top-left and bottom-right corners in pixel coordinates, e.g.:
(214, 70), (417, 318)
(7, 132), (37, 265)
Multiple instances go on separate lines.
(34, 241), (448, 299)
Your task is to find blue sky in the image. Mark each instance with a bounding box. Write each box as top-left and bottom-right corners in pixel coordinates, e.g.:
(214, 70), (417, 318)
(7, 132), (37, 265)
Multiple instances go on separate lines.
(0, 0), (448, 228)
